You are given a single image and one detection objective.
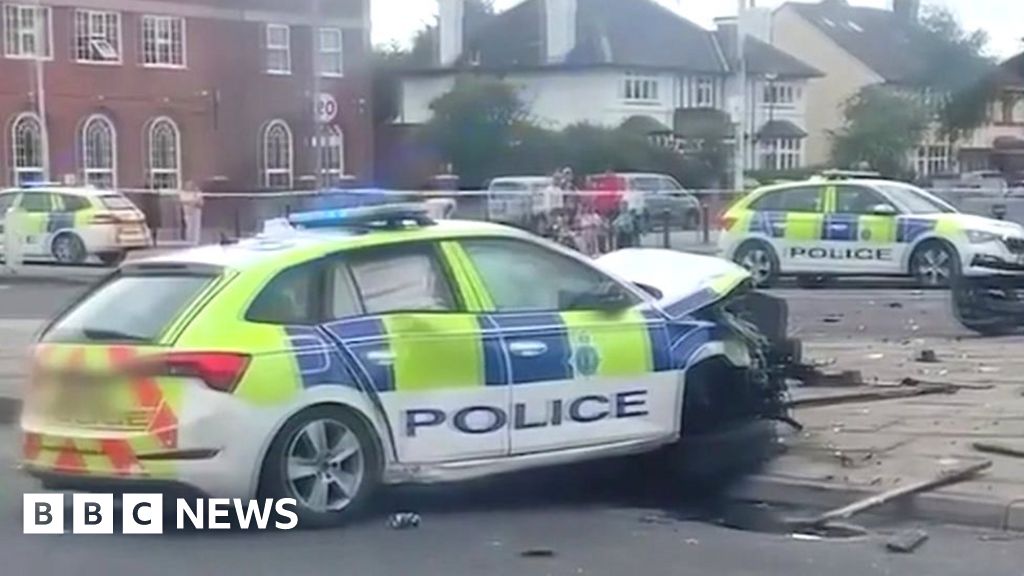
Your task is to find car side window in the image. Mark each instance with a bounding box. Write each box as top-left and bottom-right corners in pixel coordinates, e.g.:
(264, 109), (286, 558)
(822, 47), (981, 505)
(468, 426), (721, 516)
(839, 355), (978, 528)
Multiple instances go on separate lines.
(0, 193), (17, 214)
(18, 193), (53, 213)
(325, 262), (363, 320)
(347, 244), (457, 314)
(58, 194), (91, 212)
(835, 186), (891, 215)
(461, 238), (638, 312)
(751, 187), (822, 213)
(246, 261), (324, 325)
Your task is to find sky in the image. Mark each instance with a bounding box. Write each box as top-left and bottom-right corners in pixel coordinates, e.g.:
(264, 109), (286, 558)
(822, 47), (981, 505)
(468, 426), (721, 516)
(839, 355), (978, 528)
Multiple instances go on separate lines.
(371, 0), (1024, 59)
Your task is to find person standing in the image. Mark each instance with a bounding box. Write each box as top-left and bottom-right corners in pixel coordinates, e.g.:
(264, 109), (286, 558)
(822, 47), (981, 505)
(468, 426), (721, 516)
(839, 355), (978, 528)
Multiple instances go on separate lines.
(179, 181), (204, 246)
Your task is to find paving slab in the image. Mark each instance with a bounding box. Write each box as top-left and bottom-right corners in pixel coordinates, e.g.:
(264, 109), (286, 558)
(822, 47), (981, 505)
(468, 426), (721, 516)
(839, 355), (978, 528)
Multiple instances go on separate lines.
(735, 337), (1024, 531)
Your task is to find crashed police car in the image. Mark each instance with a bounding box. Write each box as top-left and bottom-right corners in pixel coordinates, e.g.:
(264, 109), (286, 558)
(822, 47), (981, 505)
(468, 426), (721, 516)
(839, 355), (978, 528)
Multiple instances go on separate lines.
(21, 203), (797, 527)
(719, 172), (1024, 288)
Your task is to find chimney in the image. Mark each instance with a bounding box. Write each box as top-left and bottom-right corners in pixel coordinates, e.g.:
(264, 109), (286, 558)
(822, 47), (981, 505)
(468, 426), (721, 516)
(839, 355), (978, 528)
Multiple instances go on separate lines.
(439, 0), (464, 66)
(545, 0), (577, 64)
(739, 7), (771, 44)
(893, 0), (920, 23)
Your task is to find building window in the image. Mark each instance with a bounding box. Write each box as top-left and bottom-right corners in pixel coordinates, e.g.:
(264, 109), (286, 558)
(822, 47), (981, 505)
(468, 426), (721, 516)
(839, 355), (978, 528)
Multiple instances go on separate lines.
(3, 4), (51, 59)
(75, 10), (121, 63)
(147, 117), (181, 190)
(318, 27), (343, 76)
(81, 115), (117, 189)
(11, 112), (46, 186)
(262, 120), (293, 189)
(141, 15), (185, 67)
(623, 73), (659, 103)
(759, 138), (802, 171)
(266, 24), (291, 74)
(913, 144), (953, 177)
(316, 125), (345, 185)
(694, 77), (716, 108)
(763, 83), (800, 106)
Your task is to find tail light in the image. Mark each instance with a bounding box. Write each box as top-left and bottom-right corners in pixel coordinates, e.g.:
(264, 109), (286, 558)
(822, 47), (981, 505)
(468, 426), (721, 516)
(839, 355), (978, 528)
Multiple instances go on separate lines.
(718, 213), (738, 231)
(138, 352), (251, 393)
(91, 212), (120, 225)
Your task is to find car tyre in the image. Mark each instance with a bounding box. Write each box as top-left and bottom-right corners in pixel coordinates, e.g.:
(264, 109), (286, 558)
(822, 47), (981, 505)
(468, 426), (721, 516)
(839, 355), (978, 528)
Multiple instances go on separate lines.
(952, 281), (1019, 336)
(259, 405), (382, 529)
(51, 233), (86, 264)
(733, 241), (780, 287)
(910, 240), (960, 288)
(98, 252), (126, 267)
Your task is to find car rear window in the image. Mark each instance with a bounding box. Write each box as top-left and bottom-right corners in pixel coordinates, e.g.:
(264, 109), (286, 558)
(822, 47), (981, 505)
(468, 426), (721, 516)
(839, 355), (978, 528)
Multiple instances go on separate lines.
(99, 195), (136, 210)
(42, 273), (217, 343)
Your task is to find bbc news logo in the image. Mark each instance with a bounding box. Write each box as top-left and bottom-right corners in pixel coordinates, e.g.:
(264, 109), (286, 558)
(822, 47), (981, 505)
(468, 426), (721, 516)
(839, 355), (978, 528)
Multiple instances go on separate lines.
(23, 494), (299, 534)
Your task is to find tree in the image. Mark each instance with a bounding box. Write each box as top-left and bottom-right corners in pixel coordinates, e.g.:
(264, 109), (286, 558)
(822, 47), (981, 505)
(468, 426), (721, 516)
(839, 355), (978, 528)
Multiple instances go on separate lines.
(831, 87), (930, 178)
(420, 76), (529, 186)
(912, 6), (998, 138)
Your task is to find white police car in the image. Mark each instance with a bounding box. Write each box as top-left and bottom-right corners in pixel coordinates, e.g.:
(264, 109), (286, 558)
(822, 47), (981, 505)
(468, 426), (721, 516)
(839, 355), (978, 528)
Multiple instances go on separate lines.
(718, 175), (1024, 287)
(0, 186), (151, 265)
(22, 205), (795, 526)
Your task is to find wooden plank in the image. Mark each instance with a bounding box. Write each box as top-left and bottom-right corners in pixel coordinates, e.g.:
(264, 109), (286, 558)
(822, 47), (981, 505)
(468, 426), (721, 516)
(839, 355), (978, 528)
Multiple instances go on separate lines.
(973, 442), (1024, 459)
(790, 460), (993, 528)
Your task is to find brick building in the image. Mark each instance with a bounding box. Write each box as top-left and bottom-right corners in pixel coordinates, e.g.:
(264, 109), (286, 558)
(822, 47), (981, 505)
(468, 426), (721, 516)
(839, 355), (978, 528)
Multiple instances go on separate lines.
(0, 0), (373, 193)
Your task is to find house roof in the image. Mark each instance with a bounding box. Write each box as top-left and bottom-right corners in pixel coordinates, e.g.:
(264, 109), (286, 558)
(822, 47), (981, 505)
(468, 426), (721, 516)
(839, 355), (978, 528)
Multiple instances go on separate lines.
(461, 0), (727, 73)
(757, 119), (808, 138)
(783, 1), (927, 83)
(713, 29), (822, 78)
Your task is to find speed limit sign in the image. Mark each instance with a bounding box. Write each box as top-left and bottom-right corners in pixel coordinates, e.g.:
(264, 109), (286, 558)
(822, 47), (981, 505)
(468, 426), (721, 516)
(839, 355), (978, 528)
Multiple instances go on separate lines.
(316, 93), (338, 123)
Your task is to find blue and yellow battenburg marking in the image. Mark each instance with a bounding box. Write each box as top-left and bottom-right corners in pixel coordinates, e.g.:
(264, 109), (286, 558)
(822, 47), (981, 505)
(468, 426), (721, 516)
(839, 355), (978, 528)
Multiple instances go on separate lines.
(745, 212), (953, 244)
(319, 310), (712, 393)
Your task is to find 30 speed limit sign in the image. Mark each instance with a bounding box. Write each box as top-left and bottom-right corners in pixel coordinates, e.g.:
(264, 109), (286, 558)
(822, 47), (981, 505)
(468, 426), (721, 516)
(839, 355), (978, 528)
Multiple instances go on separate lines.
(316, 93), (338, 123)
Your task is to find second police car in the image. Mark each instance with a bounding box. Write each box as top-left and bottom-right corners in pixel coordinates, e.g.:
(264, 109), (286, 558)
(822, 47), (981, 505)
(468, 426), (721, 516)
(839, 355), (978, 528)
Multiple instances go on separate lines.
(718, 174), (1024, 287)
(0, 186), (151, 265)
(20, 204), (795, 527)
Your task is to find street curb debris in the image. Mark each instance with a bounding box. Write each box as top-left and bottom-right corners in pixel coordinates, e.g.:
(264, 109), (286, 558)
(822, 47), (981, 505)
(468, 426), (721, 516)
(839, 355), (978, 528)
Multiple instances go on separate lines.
(728, 473), (1024, 532)
(0, 396), (20, 426)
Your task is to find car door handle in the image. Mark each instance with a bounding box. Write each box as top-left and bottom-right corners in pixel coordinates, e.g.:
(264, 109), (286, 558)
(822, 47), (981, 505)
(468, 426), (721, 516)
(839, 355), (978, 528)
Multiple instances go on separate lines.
(507, 341), (548, 358)
(364, 350), (395, 366)
(828, 223), (847, 229)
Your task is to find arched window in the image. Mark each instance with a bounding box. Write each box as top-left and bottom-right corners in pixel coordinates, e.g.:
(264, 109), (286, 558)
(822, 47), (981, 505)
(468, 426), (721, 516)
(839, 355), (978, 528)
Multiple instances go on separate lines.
(262, 120), (293, 189)
(147, 117), (181, 190)
(11, 112), (46, 186)
(81, 114), (117, 188)
(318, 124), (345, 186)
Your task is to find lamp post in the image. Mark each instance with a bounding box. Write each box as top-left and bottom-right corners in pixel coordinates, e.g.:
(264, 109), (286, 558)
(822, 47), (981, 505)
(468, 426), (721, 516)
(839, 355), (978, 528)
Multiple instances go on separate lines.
(764, 72), (778, 171)
(733, 0), (747, 191)
(33, 0), (49, 184)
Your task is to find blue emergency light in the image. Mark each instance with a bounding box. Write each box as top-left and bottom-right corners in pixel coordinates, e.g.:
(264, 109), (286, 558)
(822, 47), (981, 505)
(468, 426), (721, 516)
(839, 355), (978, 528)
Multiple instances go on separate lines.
(285, 203), (435, 230)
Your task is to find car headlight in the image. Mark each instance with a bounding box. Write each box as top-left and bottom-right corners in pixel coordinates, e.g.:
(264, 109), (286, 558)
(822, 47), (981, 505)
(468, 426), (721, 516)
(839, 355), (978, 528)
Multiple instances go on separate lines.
(966, 230), (1001, 244)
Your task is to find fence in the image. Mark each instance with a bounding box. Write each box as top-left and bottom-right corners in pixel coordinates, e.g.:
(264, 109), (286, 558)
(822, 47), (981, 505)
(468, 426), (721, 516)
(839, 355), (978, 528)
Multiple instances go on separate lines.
(121, 186), (1022, 251)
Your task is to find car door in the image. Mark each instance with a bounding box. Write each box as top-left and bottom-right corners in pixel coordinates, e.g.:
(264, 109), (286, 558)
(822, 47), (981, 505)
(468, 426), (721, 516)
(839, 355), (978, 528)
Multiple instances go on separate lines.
(828, 185), (903, 273)
(759, 186), (826, 273)
(455, 237), (678, 455)
(320, 241), (510, 464)
(13, 192), (56, 256)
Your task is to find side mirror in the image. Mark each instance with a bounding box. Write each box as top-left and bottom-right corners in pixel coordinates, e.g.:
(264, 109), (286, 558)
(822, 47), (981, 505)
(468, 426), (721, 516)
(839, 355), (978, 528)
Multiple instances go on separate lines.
(870, 204), (898, 216)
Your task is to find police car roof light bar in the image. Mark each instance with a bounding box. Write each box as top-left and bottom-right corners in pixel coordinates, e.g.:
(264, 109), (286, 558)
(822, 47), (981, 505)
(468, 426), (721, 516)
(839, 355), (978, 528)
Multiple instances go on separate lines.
(819, 170), (884, 181)
(286, 203), (436, 230)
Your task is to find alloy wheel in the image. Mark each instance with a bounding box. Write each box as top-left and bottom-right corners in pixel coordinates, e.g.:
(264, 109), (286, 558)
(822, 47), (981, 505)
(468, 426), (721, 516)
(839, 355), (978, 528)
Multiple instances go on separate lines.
(285, 419), (365, 513)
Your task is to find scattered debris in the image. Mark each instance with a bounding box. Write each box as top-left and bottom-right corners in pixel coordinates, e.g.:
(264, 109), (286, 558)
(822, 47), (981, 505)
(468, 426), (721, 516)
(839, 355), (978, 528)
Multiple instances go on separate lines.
(887, 302), (904, 309)
(900, 377), (994, 391)
(788, 460), (992, 528)
(972, 442), (1024, 459)
(866, 353), (885, 360)
(685, 538), (699, 545)
(789, 364), (862, 388)
(886, 529), (930, 553)
(915, 349), (939, 363)
(978, 366), (1000, 374)
(822, 315), (843, 324)
(639, 513), (675, 526)
(787, 383), (958, 409)
(520, 549), (557, 558)
(388, 512), (421, 530)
